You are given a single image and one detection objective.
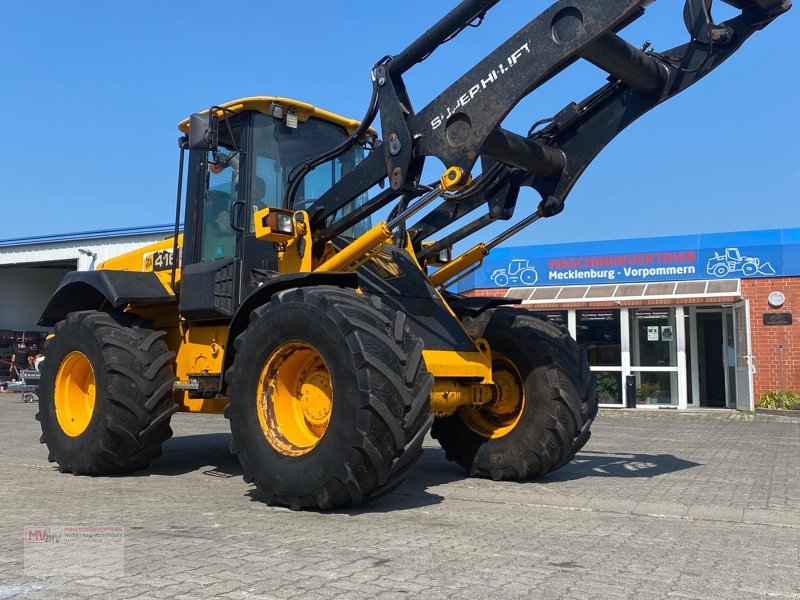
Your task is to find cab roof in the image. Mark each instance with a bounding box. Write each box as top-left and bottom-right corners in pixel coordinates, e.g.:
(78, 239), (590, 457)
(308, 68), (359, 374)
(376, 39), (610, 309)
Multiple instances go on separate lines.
(177, 96), (374, 137)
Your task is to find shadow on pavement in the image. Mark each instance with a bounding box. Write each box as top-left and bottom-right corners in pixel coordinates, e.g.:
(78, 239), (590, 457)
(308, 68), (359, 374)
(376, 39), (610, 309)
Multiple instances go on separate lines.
(135, 435), (699, 510)
(136, 433), (242, 478)
(541, 450), (701, 482)
(139, 432), (456, 512)
(348, 448), (465, 514)
(244, 447), (464, 514)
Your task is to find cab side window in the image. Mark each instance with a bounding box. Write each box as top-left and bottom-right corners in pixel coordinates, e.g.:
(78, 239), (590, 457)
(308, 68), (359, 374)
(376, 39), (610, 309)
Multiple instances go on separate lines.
(200, 152), (238, 261)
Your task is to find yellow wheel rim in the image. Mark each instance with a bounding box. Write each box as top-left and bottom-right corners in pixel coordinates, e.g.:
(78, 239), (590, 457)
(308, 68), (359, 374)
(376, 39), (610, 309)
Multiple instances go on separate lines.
(460, 354), (525, 439)
(257, 342), (333, 456)
(54, 351), (96, 437)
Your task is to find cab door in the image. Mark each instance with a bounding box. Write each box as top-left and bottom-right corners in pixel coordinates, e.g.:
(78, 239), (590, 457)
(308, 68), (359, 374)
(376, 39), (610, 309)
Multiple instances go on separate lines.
(237, 113), (283, 300)
(179, 118), (247, 321)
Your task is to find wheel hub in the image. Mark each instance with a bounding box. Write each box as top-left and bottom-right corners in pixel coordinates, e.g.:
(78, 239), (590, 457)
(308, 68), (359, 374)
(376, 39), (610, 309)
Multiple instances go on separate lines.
(257, 342), (333, 456)
(490, 369), (522, 417)
(54, 351), (96, 437)
(459, 355), (525, 439)
(299, 369), (332, 426)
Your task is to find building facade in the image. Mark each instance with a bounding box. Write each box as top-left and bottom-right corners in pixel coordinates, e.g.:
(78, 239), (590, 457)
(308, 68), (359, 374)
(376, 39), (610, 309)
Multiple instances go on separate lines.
(460, 228), (800, 411)
(0, 225), (174, 379)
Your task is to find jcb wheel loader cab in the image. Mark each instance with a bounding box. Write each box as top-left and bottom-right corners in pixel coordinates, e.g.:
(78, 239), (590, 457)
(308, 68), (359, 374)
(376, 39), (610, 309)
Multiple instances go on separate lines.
(432, 309), (595, 479)
(224, 286), (433, 510)
(36, 311), (177, 474)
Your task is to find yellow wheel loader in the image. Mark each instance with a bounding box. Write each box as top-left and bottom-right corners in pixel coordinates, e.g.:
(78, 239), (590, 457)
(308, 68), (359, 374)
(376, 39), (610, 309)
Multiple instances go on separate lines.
(36, 0), (790, 509)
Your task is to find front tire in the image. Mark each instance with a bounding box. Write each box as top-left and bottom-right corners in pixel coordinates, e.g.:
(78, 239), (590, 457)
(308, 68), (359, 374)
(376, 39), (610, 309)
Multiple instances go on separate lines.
(225, 286), (433, 510)
(432, 308), (597, 480)
(37, 311), (177, 474)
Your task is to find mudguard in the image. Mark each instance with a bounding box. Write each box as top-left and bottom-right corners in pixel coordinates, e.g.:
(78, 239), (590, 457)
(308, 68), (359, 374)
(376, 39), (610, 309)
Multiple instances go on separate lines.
(38, 271), (175, 327)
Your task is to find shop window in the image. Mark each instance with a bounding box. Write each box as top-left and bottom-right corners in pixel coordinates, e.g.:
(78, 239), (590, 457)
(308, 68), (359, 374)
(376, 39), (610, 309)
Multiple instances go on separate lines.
(630, 308), (677, 367)
(633, 371), (678, 406)
(533, 310), (567, 327)
(596, 371), (623, 404)
(576, 309), (621, 367)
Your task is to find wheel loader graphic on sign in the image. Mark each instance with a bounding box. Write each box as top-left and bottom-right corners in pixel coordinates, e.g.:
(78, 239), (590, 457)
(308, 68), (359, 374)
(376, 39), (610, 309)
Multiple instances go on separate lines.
(706, 248), (776, 278)
(491, 259), (539, 287)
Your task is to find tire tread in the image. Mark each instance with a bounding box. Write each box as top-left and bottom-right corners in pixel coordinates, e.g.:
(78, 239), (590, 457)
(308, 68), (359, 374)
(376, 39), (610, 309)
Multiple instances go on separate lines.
(37, 310), (177, 475)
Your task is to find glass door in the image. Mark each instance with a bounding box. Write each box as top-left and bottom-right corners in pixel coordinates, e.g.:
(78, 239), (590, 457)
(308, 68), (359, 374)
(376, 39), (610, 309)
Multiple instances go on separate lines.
(576, 309), (623, 406)
(733, 300), (754, 411)
(629, 307), (679, 406)
(722, 306), (737, 408)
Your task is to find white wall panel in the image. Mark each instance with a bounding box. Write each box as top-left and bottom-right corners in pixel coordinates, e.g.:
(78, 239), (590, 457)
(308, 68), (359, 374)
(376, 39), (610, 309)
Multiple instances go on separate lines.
(0, 230), (172, 332)
(0, 267), (74, 332)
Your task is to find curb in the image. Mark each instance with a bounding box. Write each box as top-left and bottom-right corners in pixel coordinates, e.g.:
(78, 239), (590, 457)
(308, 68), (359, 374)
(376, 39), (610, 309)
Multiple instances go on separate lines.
(755, 408), (800, 418)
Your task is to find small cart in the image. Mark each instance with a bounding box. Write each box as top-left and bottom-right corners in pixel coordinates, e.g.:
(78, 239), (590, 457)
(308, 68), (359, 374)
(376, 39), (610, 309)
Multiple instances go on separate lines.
(2, 366), (40, 403)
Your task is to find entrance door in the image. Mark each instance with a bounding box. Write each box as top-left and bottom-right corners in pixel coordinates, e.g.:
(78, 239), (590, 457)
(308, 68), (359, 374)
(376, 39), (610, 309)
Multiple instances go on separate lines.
(696, 311), (726, 407)
(733, 300), (754, 412)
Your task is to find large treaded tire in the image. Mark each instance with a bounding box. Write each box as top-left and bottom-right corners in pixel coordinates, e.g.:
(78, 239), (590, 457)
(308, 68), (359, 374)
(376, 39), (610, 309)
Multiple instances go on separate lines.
(224, 286), (433, 510)
(36, 311), (177, 474)
(431, 308), (597, 480)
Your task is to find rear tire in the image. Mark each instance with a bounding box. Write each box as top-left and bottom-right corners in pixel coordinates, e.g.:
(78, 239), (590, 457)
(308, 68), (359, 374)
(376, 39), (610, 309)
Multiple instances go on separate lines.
(225, 286), (433, 510)
(37, 311), (177, 474)
(431, 308), (596, 480)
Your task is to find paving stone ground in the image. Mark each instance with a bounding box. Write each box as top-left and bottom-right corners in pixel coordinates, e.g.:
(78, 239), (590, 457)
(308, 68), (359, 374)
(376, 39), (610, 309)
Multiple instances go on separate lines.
(1, 393), (798, 599)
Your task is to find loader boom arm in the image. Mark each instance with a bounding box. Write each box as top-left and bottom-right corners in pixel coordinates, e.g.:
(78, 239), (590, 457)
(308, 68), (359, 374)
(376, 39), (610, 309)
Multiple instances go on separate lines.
(295, 0), (790, 267)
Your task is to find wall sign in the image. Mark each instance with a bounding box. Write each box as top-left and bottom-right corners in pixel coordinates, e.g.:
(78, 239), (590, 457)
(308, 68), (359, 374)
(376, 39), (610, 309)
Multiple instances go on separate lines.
(763, 313), (792, 326)
(460, 228), (799, 290)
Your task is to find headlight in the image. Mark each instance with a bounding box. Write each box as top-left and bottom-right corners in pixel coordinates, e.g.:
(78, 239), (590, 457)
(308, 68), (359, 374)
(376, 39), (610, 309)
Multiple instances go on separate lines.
(273, 211), (295, 235)
(255, 208), (296, 243)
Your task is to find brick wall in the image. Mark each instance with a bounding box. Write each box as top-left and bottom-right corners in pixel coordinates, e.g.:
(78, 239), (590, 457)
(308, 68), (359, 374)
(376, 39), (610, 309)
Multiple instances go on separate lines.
(741, 278), (800, 402)
(462, 289), (507, 298)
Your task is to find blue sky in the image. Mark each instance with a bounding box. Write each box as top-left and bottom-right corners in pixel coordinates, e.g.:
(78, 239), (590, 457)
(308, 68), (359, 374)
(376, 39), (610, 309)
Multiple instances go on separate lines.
(3, 1), (798, 250)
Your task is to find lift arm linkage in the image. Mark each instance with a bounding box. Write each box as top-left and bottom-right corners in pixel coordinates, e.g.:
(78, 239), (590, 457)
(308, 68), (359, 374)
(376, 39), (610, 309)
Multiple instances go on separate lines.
(304, 0), (790, 262)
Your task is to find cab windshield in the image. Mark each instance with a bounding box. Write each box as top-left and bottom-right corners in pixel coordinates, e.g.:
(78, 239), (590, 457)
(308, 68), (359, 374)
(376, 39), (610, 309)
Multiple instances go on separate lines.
(250, 113), (371, 238)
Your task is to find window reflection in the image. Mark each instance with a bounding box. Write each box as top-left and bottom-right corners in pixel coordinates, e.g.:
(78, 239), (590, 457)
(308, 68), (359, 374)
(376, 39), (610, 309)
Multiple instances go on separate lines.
(250, 114), (371, 238)
(576, 310), (621, 367)
(533, 310), (567, 327)
(630, 308), (677, 367)
(596, 372), (622, 404)
(633, 371), (678, 406)
(201, 153), (237, 262)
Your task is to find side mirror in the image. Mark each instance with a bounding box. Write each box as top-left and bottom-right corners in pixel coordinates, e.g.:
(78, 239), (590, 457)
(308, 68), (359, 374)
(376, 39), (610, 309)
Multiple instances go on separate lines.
(188, 112), (219, 151)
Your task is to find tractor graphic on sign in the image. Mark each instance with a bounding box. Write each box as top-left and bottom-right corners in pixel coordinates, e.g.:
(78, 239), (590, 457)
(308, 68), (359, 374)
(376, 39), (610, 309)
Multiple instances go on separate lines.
(706, 247), (776, 278)
(491, 259), (538, 287)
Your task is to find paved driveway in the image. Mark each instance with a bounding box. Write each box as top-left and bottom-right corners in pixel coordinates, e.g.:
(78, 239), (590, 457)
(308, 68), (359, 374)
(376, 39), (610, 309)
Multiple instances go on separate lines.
(1, 395), (798, 599)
